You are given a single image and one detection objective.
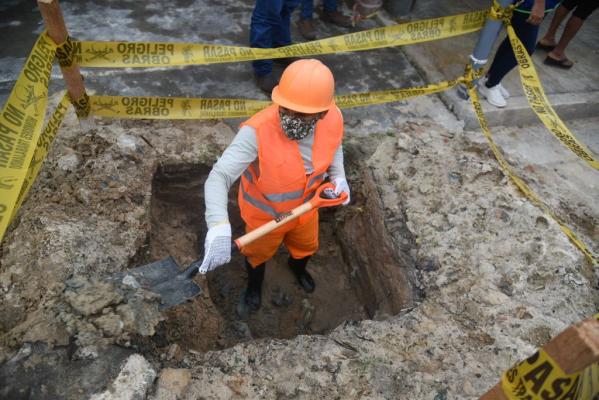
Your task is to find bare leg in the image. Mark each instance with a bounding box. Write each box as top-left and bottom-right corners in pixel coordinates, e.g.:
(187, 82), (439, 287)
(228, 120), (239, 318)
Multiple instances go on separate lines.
(548, 15), (584, 60)
(539, 5), (570, 46)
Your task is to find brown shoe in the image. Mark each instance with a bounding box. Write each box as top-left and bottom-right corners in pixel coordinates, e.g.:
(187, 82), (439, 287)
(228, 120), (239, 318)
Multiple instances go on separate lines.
(255, 73), (278, 94)
(321, 10), (352, 28)
(298, 18), (317, 40)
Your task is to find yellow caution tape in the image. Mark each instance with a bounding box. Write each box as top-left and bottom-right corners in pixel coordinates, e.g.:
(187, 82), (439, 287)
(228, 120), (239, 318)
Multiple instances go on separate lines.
(501, 349), (581, 399)
(575, 314), (599, 399)
(69, 92), (91, 119)
(56, 36), (76, 69)
(467, 85), (597, 265)
(9, 94), (70, 223)
(577, 362), (599, 400)
(335, 77), (462, 109)
(90, 78), (462, 120)
(0, 32), (57, 241)
(505, 25), (599, 171)
(73, 10), (488, 68)
(501, 314), (599, 399)
(91, 95), (270, 119)
(489, 0), (519, 23)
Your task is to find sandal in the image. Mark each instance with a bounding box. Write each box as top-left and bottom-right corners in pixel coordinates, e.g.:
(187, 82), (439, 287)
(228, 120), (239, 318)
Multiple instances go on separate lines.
(536, 41), (556, 51)
(544, 55), (574, 69)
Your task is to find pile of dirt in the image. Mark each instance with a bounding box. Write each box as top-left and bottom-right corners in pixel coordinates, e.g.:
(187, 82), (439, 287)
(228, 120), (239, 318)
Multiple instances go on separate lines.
(0, 93), (596, 399)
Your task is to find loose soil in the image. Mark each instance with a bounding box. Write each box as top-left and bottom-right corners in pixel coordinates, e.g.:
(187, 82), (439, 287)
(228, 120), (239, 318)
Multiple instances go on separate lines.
(129, 159), (415, 355)
(1, 94), (596, 399)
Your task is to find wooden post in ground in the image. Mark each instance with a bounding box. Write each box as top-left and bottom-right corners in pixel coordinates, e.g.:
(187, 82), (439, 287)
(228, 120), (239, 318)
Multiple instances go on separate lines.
(37, 0), (91, 125)
(480, 318), (599, 399)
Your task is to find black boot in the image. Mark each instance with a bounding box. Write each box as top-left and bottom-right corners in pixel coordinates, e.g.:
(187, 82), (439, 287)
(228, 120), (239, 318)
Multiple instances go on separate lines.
(245, 259), (265, 311)
(288, 256), (315, 293)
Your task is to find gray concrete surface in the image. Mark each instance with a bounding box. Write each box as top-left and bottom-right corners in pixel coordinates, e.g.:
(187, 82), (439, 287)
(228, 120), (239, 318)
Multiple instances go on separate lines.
(1, 0), (597, 247)
(0, 0), (422, 135)
(2, 0), (597, 131)
(379, 0), (599, 128)
(1, 0), (597, 242)
(1, 2), (598, 397)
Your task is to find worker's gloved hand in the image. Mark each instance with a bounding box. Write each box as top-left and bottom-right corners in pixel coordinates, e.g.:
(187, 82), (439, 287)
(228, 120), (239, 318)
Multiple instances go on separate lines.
(332, 178), (350, 205)
(197, 223), (231, 274)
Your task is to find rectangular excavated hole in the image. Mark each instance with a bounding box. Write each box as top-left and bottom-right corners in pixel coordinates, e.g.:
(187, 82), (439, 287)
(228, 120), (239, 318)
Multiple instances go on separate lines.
(133, 159), (417, 355)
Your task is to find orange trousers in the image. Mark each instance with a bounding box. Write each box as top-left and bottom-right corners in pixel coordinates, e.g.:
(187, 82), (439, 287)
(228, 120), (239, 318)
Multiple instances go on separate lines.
(241, 210), (319, 267)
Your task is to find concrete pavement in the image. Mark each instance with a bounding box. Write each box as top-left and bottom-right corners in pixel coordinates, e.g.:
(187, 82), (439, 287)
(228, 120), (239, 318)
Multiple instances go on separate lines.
(378, 0), (599, 128)
(0, 0), (424, 135)
(3, 1), (596, 132)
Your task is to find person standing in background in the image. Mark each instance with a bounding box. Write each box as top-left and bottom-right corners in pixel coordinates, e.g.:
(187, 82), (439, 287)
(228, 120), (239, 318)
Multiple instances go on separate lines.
(250, 0), (301, 93)
(478, 0), (561, 108)
(536, 0), (599, 69)
(298, 0), (352, 40)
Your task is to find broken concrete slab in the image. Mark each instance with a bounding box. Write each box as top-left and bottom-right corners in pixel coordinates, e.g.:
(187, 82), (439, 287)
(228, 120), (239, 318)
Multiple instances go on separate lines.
(89, 354), (156, 400)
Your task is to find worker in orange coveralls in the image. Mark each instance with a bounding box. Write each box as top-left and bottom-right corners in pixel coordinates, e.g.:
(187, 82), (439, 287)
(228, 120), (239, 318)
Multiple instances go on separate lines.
(197, 59), (350, 314)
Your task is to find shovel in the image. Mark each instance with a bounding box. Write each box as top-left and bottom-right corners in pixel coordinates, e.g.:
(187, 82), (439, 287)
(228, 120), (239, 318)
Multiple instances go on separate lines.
(110, 182), (348, 309)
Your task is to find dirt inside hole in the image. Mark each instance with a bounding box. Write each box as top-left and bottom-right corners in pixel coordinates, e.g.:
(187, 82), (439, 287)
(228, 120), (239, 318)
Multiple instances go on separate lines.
(130, 160), (416, 356)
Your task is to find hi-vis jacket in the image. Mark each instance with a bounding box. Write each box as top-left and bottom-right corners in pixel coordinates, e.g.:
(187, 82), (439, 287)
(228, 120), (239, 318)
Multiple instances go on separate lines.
(238, 104), (343, 227)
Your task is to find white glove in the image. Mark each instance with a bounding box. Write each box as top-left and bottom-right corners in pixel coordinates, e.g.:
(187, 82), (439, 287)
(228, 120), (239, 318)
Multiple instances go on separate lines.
(332, 177), (350, 205)
(197, 223), (231, 274)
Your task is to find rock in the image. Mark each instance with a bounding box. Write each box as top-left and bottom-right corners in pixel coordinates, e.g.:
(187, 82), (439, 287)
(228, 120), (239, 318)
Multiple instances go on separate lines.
(121, 275), (141, 289)
(89, 354), (156, 400)
(535, 216), (549, 229)
(231, 321), (253, 340)
(301, 299), (315, 328)
(418, 183), (433, 195)
(515, 306), (533, 320)
(165, 344), (180, 361)
(498, 276), (514, 297)
(271, 286), (293, 308)
(478, 262), (495, 275)
(73, 345), (99, 360)
(64, 280), (123, 316)
(151, 368), (192, 400)
(116, 134), (139, 154)
(434, 388), (448, 400)
(93, 313), (124, 336)
(448, 171), (462, 184)
(57, 153), (80, 172)
(417, 257), (440, 272)
(9, 343), (32, 364)
(116, 298), (163, 337)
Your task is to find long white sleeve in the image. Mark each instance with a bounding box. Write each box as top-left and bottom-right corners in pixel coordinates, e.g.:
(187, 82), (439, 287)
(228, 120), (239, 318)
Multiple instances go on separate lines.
(204, 126), (346, 227)
(204, 126), (258, 227)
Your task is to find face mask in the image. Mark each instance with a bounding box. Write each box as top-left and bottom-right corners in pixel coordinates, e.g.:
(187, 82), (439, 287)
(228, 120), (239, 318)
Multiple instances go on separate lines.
(279, 109), (319, 141)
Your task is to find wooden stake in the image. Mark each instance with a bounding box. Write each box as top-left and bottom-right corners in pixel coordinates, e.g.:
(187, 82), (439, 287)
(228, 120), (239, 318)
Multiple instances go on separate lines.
(37, 0), (88, 117)
(480, 318), (599, 399)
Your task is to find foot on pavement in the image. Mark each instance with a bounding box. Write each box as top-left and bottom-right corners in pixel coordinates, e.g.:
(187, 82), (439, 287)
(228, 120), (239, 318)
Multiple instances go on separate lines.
(298, 18), (317, 40)
(321, 10), (352, 28)
(544, 54), (574, 69)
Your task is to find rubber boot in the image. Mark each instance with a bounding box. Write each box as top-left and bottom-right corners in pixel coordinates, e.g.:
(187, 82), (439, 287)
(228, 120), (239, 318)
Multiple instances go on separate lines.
(288, 256), (315, 293)
(245, 259), (265, 311)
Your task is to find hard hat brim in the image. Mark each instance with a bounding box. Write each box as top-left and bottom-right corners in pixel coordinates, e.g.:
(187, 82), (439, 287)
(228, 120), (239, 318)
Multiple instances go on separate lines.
(271, 85), (334, 114)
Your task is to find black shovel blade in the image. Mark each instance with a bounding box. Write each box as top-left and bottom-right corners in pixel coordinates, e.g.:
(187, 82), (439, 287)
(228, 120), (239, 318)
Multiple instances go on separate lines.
(109, 256), (202, 309)
(150, 270), (203, 310)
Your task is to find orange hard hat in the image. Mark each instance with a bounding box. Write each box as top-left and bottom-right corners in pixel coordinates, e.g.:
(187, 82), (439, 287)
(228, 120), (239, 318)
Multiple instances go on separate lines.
(271, 59), (335, 114)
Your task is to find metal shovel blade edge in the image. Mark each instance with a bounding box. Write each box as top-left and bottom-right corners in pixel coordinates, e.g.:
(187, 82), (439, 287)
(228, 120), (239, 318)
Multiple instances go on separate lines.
(108, 256), (202, 309)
